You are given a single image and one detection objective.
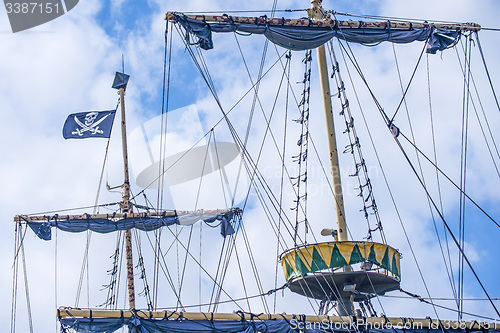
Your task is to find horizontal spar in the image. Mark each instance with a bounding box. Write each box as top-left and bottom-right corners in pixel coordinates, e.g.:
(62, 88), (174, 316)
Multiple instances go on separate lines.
(57, 307), (499, 330)
(15, 207), (242, 240)
(14, 208), (241, 222)
(164, 12), (481, 31)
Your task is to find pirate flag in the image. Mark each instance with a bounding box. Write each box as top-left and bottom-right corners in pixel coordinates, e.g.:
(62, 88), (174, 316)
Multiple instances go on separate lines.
(62, 110), (116, 139)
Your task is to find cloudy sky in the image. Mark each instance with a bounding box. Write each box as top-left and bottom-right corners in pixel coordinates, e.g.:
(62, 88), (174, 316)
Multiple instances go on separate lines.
(2, 0), (500, 331)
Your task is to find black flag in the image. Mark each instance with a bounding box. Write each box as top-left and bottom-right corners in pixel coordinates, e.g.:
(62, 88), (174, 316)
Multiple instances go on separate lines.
(62, 110), (116, 139)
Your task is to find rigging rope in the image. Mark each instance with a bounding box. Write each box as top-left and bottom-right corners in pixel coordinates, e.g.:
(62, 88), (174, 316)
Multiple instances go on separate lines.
(100, 231), (122, 309)
(331, 18), (500, 230)
(331, 25), (444, 323)
(327, 10), (473, 27)
(273, 50), (291, 314)
(54, 227), (58, 331)
(394, 35), (463, 319)
(212, 133), (232, 208)
(133, 231), (154, 310)
(214, 37), (317, 249)
(476, 31), (500, 113)
(230, 34), (312, 242)
(396, 131), (500, 318)
(320, 16), (447, 320)
(426, 52), (460, 309)
(397, 288), (499, 321)
(173, 21), (340, 317)
(292, 50), (312, 246)
(136, 192), (246, 312)
(21, 226), (34, 333)
(176, 29), (289, 312)
(18, 202), (120, 217)
(171, 14), (500, 320)
(454, 36), (500, 178)
(327, 38), (386, 243)
(390, 39), (429, 123)
(334, 23), (500, 316)
(178, 9), (308, 14)
(152, 18), (174, 310)
(10, 223), (20, 333)
(458, 33), (472, 320)
(133, 22), (291, 198)
(136, 199), (185, 310)
(240, 221), (271, 313)
(75, 116), (115, 308)
(176, 224), (195, 311)
(233, 236), (252, 311)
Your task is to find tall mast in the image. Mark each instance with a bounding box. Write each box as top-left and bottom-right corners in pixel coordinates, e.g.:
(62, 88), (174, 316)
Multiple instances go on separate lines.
(309, 0), (348, 242)
(115, 72), (136, 309)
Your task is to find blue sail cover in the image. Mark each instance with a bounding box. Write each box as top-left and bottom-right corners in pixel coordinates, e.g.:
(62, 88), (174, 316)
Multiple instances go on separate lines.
(61, 318), (294, 333)
(25, 209), (239, 240)
(59, 317), (500, 333)
(173, 14), (460, 53)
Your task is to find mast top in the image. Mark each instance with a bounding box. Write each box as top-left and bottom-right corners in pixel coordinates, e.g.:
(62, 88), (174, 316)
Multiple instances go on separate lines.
(112, 72), (130, 91)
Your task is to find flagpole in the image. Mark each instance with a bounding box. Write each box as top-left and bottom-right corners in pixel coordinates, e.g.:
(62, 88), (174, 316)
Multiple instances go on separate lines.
(119, 83), (136, 310)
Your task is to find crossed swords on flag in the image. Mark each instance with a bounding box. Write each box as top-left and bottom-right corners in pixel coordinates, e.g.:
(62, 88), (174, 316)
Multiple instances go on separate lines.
(71, 113), (111, 136)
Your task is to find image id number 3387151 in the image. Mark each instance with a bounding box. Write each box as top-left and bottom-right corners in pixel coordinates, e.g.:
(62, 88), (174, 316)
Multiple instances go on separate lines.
(5, 2), (60, 14)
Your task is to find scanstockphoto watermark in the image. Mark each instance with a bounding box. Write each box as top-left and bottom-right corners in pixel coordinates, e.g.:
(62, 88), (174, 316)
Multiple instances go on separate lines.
(262, 164), (380, 197)
(289, 319), (498, 331)
(261, 164), (381, 182)
(4, 0), (79, 33)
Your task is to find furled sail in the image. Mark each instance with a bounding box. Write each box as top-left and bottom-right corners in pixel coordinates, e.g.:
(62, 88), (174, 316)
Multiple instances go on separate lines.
(166, 13), (474, 53)
(57, 308), (500, 333)
(60, 317), (293, 333)
(16, 208), (241, 240)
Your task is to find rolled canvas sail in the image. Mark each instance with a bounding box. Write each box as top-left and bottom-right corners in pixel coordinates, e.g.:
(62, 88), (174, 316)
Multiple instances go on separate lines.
(20, 208), (241, 240)
(171, 14), (460, 53)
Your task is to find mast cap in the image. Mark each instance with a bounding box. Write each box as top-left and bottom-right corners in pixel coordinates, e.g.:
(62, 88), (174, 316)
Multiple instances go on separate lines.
(112, 72), (130, 90)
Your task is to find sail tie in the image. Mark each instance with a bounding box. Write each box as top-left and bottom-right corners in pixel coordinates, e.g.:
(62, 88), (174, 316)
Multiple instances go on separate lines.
(381, 313), (399, 333)
(363, 299), (377, 317)
(235, 310), (268, 332)
(222, 14), (236, 31)
(358, 302), (368, 318)
(235, 310), (246, 322)
(330, 18), (338, 29)
(258, 14), (268, 26)
(85, 213), (90, 230)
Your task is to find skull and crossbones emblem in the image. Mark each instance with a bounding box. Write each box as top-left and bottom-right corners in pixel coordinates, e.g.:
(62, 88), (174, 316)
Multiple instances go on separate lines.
(72, 112), (110, 136)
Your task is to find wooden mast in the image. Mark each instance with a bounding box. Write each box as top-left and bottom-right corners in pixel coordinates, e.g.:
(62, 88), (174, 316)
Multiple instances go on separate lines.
(309, 0), (348, 242)
(118, 82), (136, 310)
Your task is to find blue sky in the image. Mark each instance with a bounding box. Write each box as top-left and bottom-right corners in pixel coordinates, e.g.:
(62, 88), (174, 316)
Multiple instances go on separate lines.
(1, 0), (500, 331)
